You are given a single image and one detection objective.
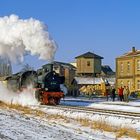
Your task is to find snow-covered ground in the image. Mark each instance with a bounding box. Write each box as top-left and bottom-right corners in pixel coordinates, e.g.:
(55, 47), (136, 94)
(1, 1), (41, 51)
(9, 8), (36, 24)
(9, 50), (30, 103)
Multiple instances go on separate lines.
(0, 106), (118, 140)
(60, 96), (140, 113)
(0, 96), (140, 140)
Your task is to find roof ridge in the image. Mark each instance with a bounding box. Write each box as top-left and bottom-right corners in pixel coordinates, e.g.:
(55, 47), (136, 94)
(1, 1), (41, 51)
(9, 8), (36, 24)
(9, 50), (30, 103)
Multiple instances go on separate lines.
(75, 51), (103, 59)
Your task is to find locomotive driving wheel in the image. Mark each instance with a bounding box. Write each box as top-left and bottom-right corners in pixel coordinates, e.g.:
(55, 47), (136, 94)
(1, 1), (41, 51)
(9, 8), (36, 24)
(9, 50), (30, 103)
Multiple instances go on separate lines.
(54, 98), (60, 105)
(48, 97), (56, 105)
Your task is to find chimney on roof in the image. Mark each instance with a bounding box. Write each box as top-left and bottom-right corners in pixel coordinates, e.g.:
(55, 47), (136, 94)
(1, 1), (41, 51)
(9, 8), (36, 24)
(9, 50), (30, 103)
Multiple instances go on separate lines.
(132, 46), (136, 52)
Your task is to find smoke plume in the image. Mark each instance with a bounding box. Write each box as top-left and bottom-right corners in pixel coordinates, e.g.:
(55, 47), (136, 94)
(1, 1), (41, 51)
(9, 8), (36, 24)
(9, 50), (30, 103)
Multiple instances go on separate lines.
(0, 14), (57, 63)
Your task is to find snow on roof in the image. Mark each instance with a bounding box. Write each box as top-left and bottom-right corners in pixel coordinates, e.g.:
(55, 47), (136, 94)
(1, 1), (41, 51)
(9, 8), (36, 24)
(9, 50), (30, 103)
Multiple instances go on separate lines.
(73, 77), (105, 85)
(106, 77), (116, 85)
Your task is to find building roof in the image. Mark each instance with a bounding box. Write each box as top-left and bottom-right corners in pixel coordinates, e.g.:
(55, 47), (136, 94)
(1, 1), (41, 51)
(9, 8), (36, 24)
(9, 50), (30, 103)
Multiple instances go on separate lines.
(117, 47), (140, 58)
(75, 52), (103, 59)
(105, 77), (116, 85)
(42, 61), (76, 70)
(101, 65), (115, 75)
(72, 77), (104, 85)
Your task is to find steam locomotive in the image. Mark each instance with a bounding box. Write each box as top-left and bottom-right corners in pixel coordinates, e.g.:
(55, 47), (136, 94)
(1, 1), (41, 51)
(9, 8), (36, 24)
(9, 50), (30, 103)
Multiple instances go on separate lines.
(4, 64), (65, 105)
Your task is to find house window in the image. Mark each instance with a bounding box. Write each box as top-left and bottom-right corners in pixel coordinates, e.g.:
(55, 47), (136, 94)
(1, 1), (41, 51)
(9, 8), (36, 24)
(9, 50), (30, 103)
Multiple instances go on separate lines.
(127, 62), (130, 72)
(87, 61), (90, 66)
(137, 80), (140, 89)
(137, 60), (140, 71)
(120, 62), (123, 72)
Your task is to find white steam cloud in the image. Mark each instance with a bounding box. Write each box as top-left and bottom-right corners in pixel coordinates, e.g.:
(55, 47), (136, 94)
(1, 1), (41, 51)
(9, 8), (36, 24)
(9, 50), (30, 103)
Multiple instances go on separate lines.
(0, 82), (38, 106)
(0, 14), (57, 63)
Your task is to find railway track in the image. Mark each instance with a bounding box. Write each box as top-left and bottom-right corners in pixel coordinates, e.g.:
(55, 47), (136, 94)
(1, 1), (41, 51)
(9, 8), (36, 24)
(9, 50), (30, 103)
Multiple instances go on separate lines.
(36, 104), (140, 120)
(61, 99), (140, 107)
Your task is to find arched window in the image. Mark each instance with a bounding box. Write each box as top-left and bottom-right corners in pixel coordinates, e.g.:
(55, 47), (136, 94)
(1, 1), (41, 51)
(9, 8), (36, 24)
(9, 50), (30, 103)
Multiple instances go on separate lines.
(137, 80), (140, 89)
(137, 60), (140, 71)
(120, 62), (123, 73)
(127, 62), (130, 72)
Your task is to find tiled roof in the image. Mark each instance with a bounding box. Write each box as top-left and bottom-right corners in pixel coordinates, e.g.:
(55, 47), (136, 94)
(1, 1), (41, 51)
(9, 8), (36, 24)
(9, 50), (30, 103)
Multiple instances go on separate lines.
(123, 50), (140, 57)
(42, 61), (76, 70)
(53, 61), (76, 69)
(117, 47), (140, 58)
(75, 52), (103, 59)
(101, 65), (115, 75)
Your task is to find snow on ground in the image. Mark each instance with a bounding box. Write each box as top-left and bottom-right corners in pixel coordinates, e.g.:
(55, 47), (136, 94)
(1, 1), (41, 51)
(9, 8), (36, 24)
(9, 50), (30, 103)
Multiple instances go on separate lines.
(60, 96), (140, 113)
(0, 107), (118, 140)
(0, 96), (140, 140)
(33, 97), (140, 139)
(60, 97), (140, 133)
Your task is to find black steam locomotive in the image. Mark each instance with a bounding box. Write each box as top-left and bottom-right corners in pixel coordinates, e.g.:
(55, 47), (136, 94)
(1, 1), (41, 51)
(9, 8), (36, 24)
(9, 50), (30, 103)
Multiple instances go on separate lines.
(4, 64), (65, 105)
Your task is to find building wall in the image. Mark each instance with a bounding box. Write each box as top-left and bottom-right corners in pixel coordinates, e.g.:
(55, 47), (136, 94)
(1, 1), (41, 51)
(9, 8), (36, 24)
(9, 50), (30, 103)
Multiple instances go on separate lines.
(116, 78), (133, 91)
(76, 58), (94, 74)
(135, 58), (140, 75)
(53, 64), (75, 86)
(94, 59), (102, 73)
(76, 57), (101, 75)
(116, 55), (140, 92)
(116, 58), (133, 77)
(64, 68), (70, 85)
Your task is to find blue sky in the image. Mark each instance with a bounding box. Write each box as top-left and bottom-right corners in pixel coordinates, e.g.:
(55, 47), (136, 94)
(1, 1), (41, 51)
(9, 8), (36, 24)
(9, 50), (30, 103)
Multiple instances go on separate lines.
(1, 0), (140, 72)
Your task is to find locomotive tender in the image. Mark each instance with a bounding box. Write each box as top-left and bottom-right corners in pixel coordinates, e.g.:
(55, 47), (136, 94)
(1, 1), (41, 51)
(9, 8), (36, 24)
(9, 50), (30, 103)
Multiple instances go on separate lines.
(4, 64), (65, 105)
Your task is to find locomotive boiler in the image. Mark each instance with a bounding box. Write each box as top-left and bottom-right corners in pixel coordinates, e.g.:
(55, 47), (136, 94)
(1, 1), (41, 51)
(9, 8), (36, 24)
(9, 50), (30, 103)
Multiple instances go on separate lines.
(4, 64), (65, 105)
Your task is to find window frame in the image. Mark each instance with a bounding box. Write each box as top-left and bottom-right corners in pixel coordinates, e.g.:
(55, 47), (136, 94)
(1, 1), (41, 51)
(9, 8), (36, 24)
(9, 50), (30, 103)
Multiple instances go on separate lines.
(137, 60), (140, 71)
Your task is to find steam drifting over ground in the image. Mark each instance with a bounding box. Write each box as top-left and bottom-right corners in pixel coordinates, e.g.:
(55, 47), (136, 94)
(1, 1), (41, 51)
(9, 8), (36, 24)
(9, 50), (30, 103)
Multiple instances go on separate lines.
(0, 14), (57, 63)
(0, 82), (39, 106)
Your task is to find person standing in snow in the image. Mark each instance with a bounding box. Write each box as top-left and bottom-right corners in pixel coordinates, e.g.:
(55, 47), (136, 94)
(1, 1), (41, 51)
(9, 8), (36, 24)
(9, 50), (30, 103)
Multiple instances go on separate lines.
(111, 87), (116, 101)
(105, 87), (110, 101)
(118, 86), (124, 101)
(123, 86), (130, 102)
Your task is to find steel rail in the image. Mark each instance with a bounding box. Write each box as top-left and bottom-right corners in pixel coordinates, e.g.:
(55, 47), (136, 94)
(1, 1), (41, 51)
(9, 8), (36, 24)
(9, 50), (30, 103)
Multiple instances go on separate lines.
(36, 104), (140, 120)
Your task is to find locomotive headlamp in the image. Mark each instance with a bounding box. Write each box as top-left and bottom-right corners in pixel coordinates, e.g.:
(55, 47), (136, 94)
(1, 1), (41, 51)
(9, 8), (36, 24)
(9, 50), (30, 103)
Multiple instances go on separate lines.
(45, 88), (48, 91)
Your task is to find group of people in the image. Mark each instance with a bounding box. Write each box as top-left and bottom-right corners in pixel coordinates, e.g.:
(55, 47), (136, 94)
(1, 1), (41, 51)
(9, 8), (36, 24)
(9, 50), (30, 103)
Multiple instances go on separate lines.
(105, 86), (130, 102)
(118, 86), (130, 102)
